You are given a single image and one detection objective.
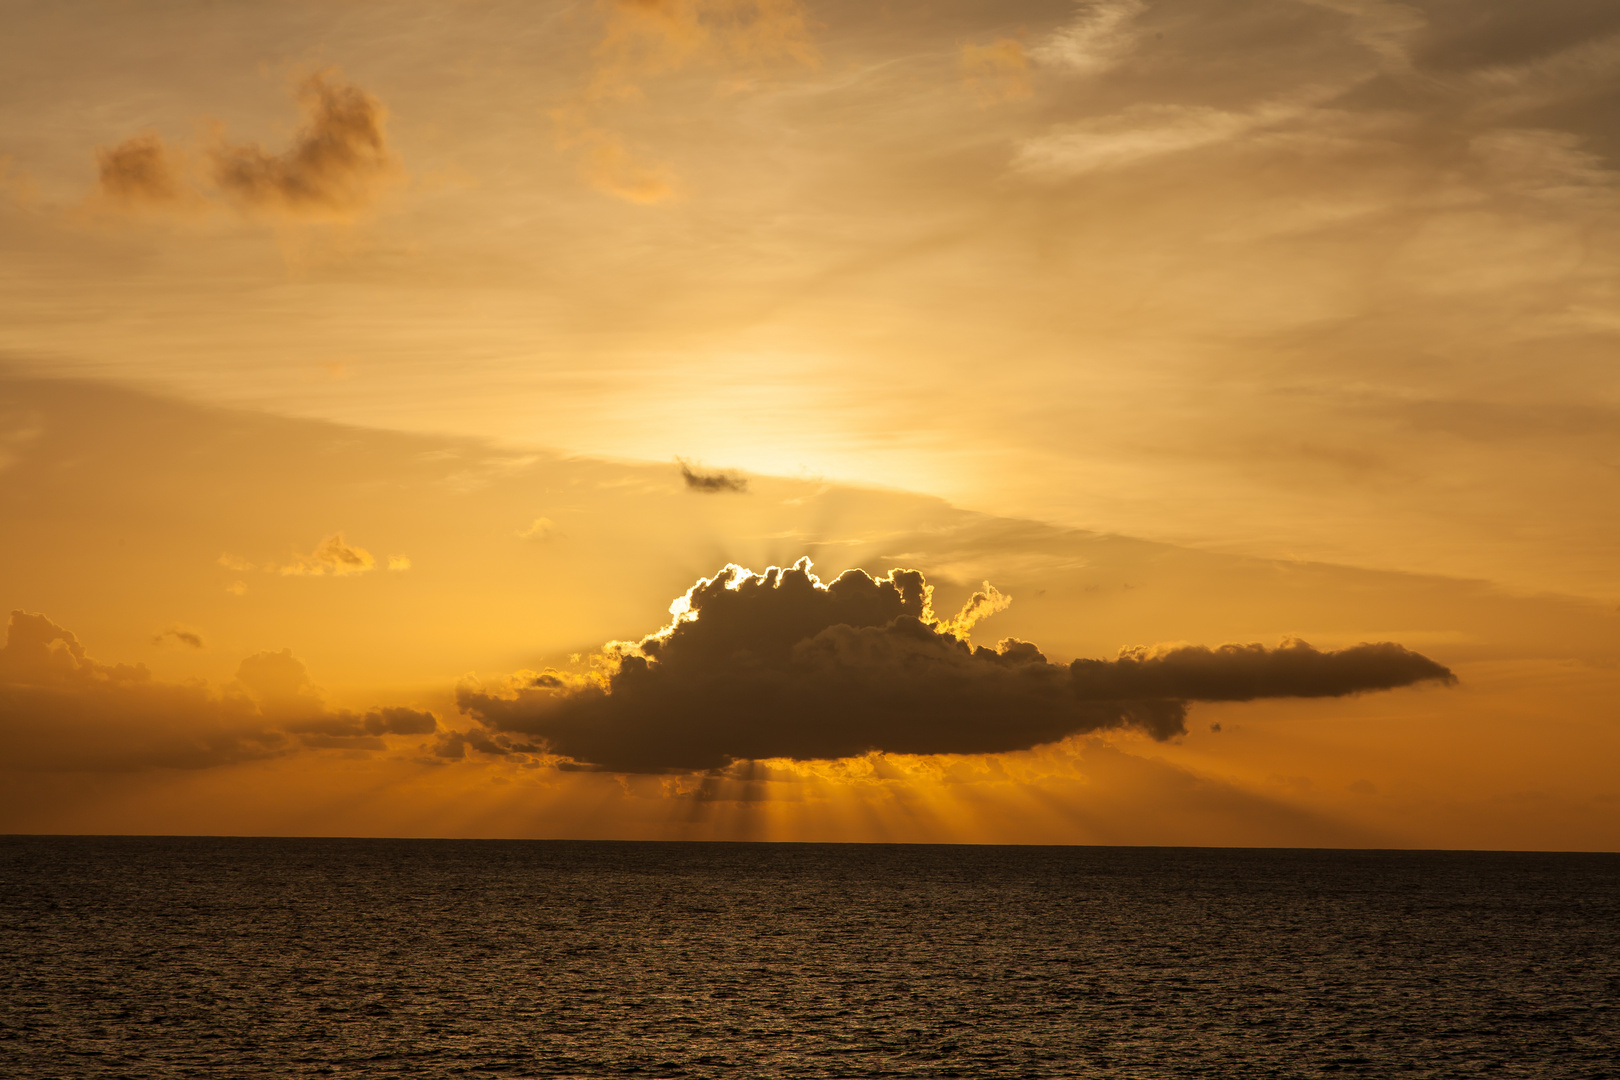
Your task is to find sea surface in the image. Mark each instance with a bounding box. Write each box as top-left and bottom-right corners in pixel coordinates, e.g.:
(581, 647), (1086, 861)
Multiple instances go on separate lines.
(1, 838), (1616, 1078)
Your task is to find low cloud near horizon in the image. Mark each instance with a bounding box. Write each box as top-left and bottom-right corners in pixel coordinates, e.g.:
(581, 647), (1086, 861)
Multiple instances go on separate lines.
(0, 610), (437, 771)
(457, 559), (1455, 773)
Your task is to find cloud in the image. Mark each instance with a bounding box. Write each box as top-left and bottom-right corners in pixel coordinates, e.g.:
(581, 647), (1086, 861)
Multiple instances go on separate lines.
(551, 111), (677, 204)
(387, 554), (412, 571)
(938, 581), (1011, 638)
(518, 517), (558, 541)
(678, 458), (748, 493)
(153, 627), (205, 650)
(91, 72), (399, 222)
(1029, 0), (1144, 76)
(279, 532), (378, 576)
(1015, 100), (1313, 176)
(95, 133), (192, 208)
(210, 72), (400, 220)
(456, 559), (1453, 773)
(0, 610), (439, 770)
(555, 0), (816, 201)
(961, 39), (1032, 104)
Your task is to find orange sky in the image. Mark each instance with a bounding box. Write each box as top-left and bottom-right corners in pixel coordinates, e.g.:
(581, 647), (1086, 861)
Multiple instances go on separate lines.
(2, 0), (1618, 849)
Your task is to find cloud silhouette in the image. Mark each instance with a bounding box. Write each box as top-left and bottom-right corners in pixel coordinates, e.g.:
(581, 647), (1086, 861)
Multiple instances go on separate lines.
(678, 458), (748, 493)
(457, 559), (1454, 773)
(153, 627), (205, 649)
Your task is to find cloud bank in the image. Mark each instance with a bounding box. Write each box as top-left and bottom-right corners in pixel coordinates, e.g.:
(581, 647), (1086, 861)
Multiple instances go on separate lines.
(458, 559), (1454, 772)
(0, 610), (438, 771)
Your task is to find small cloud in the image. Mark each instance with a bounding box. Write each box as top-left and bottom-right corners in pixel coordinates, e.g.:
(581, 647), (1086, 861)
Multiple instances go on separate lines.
(90, 71), (400, 224)
(387, 554), (412, 571)
(211, 71), (401, 221)
(1208, 721), (1222, 733)
(678, 457), (748, 493)
(961, 39), (1032, 104)
(225, 581), (248, 597)
(95, 133), (196, 209)
(153, 627), (205, 650)
(218, 553), (256, 572)
(518, 517), (558, 542)
(939, 581), (1012, 639)
(279, 532), (377, 576)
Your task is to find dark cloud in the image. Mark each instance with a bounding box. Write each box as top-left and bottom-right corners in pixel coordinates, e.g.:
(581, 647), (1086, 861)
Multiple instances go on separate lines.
(0, 611), (437, 770)
(153, 627), (205, 649)
(209, 72), (398, 219)
(95, 134), (189, 207)
(458, 559), (1455, 773)
(678, 458), (748, 493)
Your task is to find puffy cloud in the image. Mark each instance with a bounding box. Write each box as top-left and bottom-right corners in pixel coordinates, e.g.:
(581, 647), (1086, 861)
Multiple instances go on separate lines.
(938, 581), (1011, 637)
(0, 611), (438, 771)
(92, 72), (399, 222)
(279, 532), (377, 576)
(94, 133), (192, 208)
(457, 560), (1454, 773)
(678, 458), (748, 493)
(211, 72), (399, 220)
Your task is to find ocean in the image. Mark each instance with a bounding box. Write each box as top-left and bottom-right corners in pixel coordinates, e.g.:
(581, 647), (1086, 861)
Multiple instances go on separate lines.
(2, 837), (1616, 1078)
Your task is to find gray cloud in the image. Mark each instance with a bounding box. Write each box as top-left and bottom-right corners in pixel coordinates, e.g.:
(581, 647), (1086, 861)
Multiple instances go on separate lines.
(678, 458), (748, 493)
(458, 559), (1454, 773)
(153, 626), (205, 650)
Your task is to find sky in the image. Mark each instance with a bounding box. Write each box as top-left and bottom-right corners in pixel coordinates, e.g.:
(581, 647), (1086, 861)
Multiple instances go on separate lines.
(1, 0), (1617, 848)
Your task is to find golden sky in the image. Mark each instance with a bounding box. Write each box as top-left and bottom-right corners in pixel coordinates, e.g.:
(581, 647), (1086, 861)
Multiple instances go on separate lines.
(2, 0), (1617, 848)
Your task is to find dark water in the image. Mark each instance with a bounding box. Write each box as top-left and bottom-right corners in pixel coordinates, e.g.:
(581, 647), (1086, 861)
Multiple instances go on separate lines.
(1, 838), (1617, 1078)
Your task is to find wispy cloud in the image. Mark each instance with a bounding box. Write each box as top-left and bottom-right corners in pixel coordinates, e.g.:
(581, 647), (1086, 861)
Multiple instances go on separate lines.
(1029, 0), (1144, 76)
(553, 0), (817, 202)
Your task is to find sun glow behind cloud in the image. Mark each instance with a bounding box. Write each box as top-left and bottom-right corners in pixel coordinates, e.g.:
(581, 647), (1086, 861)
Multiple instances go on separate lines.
(2, 0), (1620, 848)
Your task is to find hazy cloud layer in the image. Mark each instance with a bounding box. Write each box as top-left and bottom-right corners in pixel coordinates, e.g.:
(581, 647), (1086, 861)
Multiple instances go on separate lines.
(458, 560), (1453, 772)
(0, 610), (438, 771)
